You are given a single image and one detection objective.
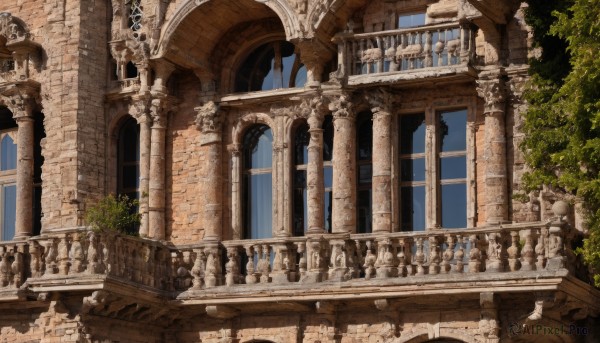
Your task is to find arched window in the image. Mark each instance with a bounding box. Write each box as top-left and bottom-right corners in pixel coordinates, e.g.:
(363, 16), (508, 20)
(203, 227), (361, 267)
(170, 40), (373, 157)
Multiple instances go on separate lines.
(235, 41), (307, 92)
(293, 122), (309, 236)
(323, 115), (334, 232)
(356, 111), (372, 234)
(0, 107), (17, 240)
(243, 124), (273, 239)
(117, 117), (140, 233)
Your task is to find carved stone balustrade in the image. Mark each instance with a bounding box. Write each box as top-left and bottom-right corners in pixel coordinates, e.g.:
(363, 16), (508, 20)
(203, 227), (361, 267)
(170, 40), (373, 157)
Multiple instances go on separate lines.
(109, 76), (141, 95)
(334, 21), (476, 83)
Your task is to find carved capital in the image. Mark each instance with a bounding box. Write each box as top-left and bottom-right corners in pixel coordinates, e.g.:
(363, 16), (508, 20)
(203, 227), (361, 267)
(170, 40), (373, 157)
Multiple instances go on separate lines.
(300, 95), (328, 128)
(476, 76), (506, 114)
(364, 88), (393, 116)
(129, 95), (151, 123)
(194, 101), (221, 133)
(328, 93), (354, 120)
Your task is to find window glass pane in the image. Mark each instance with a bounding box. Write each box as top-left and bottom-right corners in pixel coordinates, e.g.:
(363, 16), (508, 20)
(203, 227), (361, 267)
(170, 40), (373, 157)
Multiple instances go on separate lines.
(245, 126), (273, 169)
(441, 183), (467, 228)
(323, 166), (333, 188)
(324, 190), (332, 232)
(2, 185), (16, 240)
(357, 189), (372, 234)
(357, 113), (372, 160)
(1, 134), (17, 171)
(322, 115), (334, 161)
(400, 114), (426, 154)
(122, 165), (139, 189)
(358, 164), (372, 184)
(401, 186), (425, 231)
(246, 173), (273, 239)
(439, 109), (467, 152)
(294, 64), (307, 88)
(400, 158), (425, 182)
(281, 43), (295, 88)
(293, 174), (307, 237)
(294, 124), (309, 165)
(398, 12), (426, 28)
(440, 156), (466, 180)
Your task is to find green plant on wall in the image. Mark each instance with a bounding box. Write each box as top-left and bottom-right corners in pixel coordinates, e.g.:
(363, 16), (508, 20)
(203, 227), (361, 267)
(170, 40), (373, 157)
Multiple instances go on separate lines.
(85, 194), (140, 235)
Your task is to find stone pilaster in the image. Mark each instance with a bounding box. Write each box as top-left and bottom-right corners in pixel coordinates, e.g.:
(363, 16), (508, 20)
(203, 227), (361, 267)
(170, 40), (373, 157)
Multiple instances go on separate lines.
(195, 101), (223, 242)
(11, 96), (35, 239)
(329, 94), (356, 233)
(366, 90), (392, 233)
(477, 73), (508, 224)
(304, 97), (328, 234)
(148, 97), (167, 240)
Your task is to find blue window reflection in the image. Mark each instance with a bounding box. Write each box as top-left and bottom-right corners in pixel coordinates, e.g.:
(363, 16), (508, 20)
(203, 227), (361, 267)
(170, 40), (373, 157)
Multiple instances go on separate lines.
(243, 125), (273, 239)
(400, 114), (426, 154)
(1, 134), (17, 171)
(2, 184), (16, 240)
(441, 184), (467, 228)
(440, 109), (467, 152)
(398, 12), (426, 29)
(401, 186), (425, 231)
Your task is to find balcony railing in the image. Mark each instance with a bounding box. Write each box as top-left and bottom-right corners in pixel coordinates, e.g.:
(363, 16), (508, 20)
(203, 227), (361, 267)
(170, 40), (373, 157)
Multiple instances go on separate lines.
(109, 76), (141, 94)
(0, 219), (585, 299)
(333, 21), (476, 78)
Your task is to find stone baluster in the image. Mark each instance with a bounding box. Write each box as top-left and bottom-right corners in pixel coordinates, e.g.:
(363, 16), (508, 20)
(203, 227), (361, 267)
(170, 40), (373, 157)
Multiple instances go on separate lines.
(204, 244), (221, 288)
(507, 231), (521, 271)
(520, 229), (535, 271)
(69, 233), (84, 274)
(454, 235), (465, 273)
(271, 243), (291, 283)
(297, 242), (307, 279)
(535, 228), (546, 270)
(346, 239), (359, 279)
(415, 238), (425, 276)
(441, 234), (455, 274)
(225, 246), (240, 286)
(0, 246), (10, 287)
(328, 238), (349, 281)
(375, 238), (395, 278)
(30, 242), (42, 278)
(397, 238), (407, 277)
(476, 74), (508, 224)
(244, 245), (257, 284)
(86, 231), (99, 274)
(428, 236), (441, 275)
(145, 245), (156, 287)
(44, 238), (58, 276)
(259, 244), (271, 284)
(547, 201), (568, 270)
(424, 30), (433, 67)
(468, 234), (481, 273)
(195, 101), (223, 241)
(363, 240), (376, 280)
(101, 234), (111, 275)
(486, 232), (503, 273)
(57, 235), (70, 276)
(11, 245), (23, 288)
(305, 239), (326, 282)
(191, 248), (205, 289)
(329, 94), (356, 233)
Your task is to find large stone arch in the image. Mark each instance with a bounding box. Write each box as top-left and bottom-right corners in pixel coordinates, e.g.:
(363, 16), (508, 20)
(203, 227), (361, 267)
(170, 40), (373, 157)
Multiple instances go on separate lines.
(155, 0), (302, 60)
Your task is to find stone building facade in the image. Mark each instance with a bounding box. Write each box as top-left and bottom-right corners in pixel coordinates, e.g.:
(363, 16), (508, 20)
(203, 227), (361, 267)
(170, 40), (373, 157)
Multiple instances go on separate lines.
(0, 0), (598, 342)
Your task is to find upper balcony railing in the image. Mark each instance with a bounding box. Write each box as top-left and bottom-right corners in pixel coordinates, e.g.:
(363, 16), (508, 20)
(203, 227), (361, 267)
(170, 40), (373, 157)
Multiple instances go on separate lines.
(333, 21), (476, 80)
(0, 217), (587, 300)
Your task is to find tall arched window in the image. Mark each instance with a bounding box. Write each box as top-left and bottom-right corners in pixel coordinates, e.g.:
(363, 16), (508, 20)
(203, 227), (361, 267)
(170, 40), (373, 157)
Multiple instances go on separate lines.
(293, 122), (309, 236)
(117, 117), (140, 233)
(235, 41), (307, 92)
(243, 125), (273, 239)
(0, 107), (17, 240)
(323, 115), (334, 232)
(356, 111), (372, 234)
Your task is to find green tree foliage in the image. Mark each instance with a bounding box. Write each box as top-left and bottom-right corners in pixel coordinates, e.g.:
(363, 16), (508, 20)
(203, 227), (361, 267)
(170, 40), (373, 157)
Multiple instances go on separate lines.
(522, 0), (600, 284)
(85, 194), (140, 235)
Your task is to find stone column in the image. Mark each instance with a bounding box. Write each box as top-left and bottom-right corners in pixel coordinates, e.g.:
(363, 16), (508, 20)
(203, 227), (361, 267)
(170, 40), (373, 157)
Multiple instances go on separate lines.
(329, 94), (356, 233)
(229, 144), (242, 240)
(305, 97), (327, 234)
(12, 99), (35, 239)
(477, 74), (508, 224)
(130, 95), (151, 237)
(195, 101), (223, 241)
(367, 91), (392, 233)
(148, 97), (167, 240)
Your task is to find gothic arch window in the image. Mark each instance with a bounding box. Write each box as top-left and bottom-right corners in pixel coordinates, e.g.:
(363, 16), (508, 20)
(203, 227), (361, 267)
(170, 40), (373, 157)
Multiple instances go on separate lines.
(242, 124), (273, 239)
(235, 40), (307, 92)
(0, 107), (17, 240)
(293, 121), (309, 236)
(356, 111), (372, 234)
(116, 116), (140, 233)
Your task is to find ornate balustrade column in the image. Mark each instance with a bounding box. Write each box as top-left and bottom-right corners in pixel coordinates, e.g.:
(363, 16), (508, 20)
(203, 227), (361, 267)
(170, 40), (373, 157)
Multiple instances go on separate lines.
(195, 101), (223, 241)
(305, 98), (327, 234)
(329, 95), (356, 233)
(477, 74), (508, 224)
(11, 96), (35, 239)
(367, 90), (392, 233)
(148, 97), (167, 240)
